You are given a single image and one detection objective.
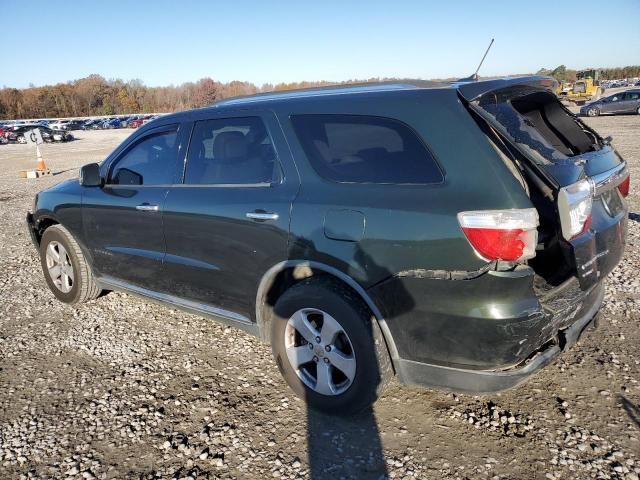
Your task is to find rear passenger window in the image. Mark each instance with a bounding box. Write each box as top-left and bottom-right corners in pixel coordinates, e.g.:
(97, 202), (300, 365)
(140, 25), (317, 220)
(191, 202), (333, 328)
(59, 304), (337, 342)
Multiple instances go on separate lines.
(291, 115), (443, 184)
(185, 117), (279, 185)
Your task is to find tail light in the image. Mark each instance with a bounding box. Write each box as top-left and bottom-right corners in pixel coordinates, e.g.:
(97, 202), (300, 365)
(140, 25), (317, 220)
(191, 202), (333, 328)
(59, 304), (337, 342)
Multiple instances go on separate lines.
(618, 174), (630, 198)
(457, 209), (539, 262)
(558, 179), (594, 240)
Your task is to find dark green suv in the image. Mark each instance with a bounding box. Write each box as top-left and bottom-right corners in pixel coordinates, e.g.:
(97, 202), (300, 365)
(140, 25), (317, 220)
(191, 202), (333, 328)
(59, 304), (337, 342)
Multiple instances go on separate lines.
(27, 77), (629, 414)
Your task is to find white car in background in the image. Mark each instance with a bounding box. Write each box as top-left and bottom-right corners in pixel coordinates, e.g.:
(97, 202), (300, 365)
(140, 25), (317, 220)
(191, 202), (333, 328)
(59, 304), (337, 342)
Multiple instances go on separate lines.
(48, 120), (69, 130)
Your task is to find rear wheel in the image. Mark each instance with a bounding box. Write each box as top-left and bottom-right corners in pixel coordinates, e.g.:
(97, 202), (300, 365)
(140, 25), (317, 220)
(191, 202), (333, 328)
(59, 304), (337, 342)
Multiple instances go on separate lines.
(270, 278), (391, 415)
(587, 107), (600, 117)
(40, 225), (101, 304)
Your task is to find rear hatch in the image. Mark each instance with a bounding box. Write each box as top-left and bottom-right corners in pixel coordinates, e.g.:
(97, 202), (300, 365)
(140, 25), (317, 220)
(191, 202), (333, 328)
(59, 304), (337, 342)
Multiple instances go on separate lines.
(457, 77), (629, 290)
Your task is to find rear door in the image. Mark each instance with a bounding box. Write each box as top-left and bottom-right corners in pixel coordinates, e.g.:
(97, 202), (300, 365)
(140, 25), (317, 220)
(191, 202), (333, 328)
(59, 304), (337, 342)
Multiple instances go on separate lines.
(621, 91), (640, 113)
(160, 111), (298, 320)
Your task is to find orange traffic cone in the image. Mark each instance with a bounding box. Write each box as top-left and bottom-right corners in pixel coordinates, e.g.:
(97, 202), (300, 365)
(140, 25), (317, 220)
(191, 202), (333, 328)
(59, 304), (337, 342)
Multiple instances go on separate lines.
(36, 146), (49, 171)
(20, 145), (52, 178)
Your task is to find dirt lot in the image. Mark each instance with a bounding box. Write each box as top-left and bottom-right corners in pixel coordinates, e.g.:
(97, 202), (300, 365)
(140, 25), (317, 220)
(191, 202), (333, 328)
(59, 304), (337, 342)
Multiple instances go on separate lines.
(0, 118), (639, 480)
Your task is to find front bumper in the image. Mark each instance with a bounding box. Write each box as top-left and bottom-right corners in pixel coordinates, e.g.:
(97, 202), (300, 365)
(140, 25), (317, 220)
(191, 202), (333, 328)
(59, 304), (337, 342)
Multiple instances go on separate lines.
(392, 281), (603, 392)
(26, 212), (40, 247)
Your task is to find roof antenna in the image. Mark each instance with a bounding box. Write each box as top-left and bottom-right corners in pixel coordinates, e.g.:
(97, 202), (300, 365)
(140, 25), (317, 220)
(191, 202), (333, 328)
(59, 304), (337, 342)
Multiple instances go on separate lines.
(457, 38), (494, 82)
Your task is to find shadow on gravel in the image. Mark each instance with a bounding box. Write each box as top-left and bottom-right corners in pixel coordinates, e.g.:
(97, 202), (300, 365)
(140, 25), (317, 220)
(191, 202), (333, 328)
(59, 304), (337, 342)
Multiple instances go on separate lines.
(306, 407), (387, 479)
(619, 395), (640, 428)
(629, 212), (640, 223)
(52, 168), (76, 176)
(287, 241), (416, 479)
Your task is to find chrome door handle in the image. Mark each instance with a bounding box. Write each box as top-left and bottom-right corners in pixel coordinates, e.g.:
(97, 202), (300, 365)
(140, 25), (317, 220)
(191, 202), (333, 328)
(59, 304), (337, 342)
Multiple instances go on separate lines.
(136, 204), (159, 212)
(246, 211), (279, 221)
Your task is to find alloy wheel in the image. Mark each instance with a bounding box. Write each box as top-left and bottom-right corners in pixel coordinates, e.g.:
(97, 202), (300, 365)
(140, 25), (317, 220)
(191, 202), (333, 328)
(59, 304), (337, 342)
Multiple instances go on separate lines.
(283, 308), (357, 396)
(587, 108), (599, 117)
(45, 241), (74, 293)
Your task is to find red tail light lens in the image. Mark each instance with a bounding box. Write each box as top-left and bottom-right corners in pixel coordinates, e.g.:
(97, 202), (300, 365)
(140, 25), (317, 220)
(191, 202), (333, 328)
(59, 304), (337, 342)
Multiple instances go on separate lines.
(618, 175), (630, 198)
(457, 209), (539, 262)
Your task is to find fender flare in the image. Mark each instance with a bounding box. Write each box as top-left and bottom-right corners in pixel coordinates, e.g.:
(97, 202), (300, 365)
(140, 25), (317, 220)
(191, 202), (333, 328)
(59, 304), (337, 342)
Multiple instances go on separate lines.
(255, 260), (400, 363)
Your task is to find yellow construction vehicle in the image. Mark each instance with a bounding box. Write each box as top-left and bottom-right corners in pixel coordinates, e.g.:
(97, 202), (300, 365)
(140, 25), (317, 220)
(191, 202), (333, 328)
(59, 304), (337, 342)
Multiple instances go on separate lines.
(556, 69), (603, 105)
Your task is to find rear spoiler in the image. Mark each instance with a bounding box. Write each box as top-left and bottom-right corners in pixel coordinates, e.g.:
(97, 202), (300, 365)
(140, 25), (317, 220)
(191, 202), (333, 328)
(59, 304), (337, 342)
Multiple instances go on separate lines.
(455, 76), (558, 102)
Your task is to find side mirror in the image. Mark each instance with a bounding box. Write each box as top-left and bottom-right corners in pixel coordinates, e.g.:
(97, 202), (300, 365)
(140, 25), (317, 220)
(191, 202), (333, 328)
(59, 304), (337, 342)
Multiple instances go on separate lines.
(80, 163), (102, 187)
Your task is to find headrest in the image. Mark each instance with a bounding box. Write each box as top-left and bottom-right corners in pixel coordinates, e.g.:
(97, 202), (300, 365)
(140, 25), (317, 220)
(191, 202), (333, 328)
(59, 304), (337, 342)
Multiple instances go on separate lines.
(213, 131), (247, 161)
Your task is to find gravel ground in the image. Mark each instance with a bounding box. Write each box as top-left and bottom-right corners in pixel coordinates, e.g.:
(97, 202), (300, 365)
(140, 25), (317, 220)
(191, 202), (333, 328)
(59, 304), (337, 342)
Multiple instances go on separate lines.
(0, 117), (639, 480)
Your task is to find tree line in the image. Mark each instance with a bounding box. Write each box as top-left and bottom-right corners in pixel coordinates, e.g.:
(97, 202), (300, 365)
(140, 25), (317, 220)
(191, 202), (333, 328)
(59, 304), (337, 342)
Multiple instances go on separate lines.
(536, 65), (640, 83)
(0, 75), (376, 120)
(2, 66), (639, 120)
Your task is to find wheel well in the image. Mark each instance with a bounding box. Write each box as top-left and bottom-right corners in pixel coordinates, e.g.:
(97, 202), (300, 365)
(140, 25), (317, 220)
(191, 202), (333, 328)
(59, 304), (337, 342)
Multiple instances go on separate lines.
(257, 263), (397, 374)
(34, 218), (59, 244)
(258, 265), (328, 343)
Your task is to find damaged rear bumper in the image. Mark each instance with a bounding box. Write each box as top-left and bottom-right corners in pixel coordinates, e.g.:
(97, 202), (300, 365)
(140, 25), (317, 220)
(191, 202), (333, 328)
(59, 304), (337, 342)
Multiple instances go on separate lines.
(393, 281), (603, 392)
(369, 264), (607, 393)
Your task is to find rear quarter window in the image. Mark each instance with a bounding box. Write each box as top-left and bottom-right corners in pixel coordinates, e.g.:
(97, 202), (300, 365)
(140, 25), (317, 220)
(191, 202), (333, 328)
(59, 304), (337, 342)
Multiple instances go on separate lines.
(291, 114), (443, 184)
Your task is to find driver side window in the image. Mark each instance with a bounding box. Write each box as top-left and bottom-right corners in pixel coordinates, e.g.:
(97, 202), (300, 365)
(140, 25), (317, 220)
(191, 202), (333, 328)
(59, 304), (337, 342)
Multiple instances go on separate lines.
(109, 130), (178, 185)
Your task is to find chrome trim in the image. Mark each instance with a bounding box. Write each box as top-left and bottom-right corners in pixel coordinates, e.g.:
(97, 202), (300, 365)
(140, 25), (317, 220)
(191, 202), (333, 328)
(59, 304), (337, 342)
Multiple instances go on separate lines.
(246, 212), (279, 221)
(98, 276), (252, 325)
(591, 162), (628, 196)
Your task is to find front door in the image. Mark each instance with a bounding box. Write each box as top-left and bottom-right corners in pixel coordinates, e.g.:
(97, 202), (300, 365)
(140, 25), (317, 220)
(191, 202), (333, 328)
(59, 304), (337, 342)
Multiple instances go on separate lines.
(82, 124), (183, 289)
(161, 113), (298, 320)
(602, 93), (625, 114)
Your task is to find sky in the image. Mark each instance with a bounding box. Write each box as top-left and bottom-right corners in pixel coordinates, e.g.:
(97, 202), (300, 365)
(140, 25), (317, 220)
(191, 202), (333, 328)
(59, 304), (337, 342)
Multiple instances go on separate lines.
(2, 0), (639, 89)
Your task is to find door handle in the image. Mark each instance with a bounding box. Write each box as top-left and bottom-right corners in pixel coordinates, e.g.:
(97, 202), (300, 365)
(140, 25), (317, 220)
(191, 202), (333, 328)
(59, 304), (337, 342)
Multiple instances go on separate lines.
(136, 204), (159, 212)
(246, 211), (279, 221)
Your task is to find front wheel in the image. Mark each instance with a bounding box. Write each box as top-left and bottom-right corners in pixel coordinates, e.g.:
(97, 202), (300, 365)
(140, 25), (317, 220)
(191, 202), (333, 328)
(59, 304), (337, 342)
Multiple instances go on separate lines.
(587, 107), (600, 117)
(40, 225), (101, 304)
(270, 278), (392, 416)
(637, 106), (640, 115)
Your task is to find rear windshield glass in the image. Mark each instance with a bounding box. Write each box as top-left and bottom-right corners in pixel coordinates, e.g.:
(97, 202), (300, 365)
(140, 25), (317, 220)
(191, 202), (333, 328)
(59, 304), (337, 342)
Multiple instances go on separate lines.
(475, 86), (597, 164)
(291, 114), (443, 184)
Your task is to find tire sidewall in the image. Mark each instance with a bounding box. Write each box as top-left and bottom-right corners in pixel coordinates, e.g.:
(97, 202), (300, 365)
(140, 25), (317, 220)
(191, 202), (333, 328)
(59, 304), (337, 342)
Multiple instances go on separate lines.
(271, 280), (383, 415)
(40, 227), (82, 303)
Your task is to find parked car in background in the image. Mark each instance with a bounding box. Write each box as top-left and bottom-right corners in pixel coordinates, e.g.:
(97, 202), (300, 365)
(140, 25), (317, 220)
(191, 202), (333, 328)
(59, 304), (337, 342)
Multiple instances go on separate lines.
(48, 120), (70, 130)
(5, 125), (73, 143)
(128, 118), (145, 128)
(65, 120), (85, 131)
(580, 89), (640, 116)
(5, 125), (39, 143)
(28, 78), (629, 414)
(142, 115), (159, 125)
(103, 118), (123, 129)
(38, 126), (74, 142)
(83, 119), (104, 130)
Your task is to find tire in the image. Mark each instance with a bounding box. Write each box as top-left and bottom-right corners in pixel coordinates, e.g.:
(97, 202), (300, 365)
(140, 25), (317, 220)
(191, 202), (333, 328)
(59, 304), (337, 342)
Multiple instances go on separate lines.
(587, 107), (600, 117)
(637, 106), (640, 115)
(39, 224), (101, 304)
(270, 277), (392, 416)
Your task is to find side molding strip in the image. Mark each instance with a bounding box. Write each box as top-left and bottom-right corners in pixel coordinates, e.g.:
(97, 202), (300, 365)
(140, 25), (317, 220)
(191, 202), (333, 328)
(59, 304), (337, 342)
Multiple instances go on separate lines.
(98, 276), (254, 329)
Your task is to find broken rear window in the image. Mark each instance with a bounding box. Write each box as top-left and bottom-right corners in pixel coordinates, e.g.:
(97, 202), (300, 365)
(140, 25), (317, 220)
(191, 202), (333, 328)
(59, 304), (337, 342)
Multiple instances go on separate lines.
(474, 86), (598, 164)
